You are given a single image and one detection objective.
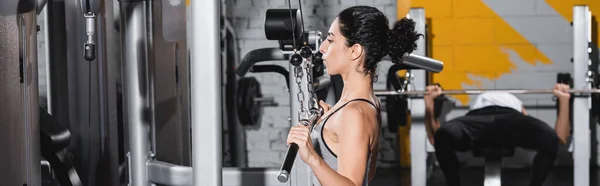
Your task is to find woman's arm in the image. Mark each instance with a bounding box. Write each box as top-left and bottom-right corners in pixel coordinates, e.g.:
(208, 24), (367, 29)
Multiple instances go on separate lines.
(552, 83), (571, 144)
(425, 99), (440, 145)
(424, 85), (442, 145)
(555, 97), (570, 144)
(308, 105), (372, 186)
(367, 142), (379, 181)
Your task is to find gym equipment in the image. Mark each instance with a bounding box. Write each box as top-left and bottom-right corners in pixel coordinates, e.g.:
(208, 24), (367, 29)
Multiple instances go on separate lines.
(270, 1), (327, 183)
(234, 7), (329, 185)
(236, 77), (265, 127)
(250, 64), (290, 88)
(278, 107), (323, 182)
(237, 48), (286, 77)
(472, 141), (515, 186)
(0, 1), (42, 185)
(594, 86), (599, 121)
(395, 6), (594, 186)
(115, 0), (328, 184)
(222, 16), (247, 167)
(116, 0), (321, 185)
(0, 0), (35, 15)
(313, 75), (332, 92)
(40, 108), (82, 186)
(41, 0), (125, 184)
(118, 0), (195, 184)
(238, 53), (329, 93)
(591, 76), (599, 122)
(385, 65), (409, 132)
(403, 9), (431, 186)
(119, 0), (156, 185)
(381, 53), (444, 73)
(374, 88), (600, 96)
(264, 9), (302, 41)
(572, 6), (593, 186)
(79, 0), (99, 61)
(235, 57), (329, 130)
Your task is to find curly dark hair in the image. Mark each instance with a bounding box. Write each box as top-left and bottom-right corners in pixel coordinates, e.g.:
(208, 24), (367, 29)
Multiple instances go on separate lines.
(337, 6), (422, 83)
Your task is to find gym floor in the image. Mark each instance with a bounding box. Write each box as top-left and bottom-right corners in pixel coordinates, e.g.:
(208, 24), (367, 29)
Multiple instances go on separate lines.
(370, 166), (600, 186)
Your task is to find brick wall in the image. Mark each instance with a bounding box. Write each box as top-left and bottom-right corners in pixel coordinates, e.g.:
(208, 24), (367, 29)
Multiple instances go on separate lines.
(230, 0), (401, 167)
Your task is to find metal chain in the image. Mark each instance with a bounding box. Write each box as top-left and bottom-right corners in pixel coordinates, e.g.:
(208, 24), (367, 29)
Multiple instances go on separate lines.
(306, 59), (323, 116)
(305, 60), (313, 93)
(293, 53), (323, 120)
(294, 65), (308, 119)
(305, 58), (319, 114)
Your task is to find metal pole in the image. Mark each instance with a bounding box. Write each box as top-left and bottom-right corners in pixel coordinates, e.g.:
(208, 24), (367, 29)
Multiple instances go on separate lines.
(573, 5), (591, 186)
(190, 0), (221, 185)
(374, 88), (600, 96)
(46, 0), (70, 128)
(40, 3), (52, 113)
(0, 13), (29, 186)
(407, 8), (428, 186)
(97, 0), (121, 184)
(20, 10), (42, 186)
(119, 0), (150, 185)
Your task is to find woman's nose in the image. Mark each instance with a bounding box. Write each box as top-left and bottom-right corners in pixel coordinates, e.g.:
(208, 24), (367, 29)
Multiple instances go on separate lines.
(319, 41), (328, 54)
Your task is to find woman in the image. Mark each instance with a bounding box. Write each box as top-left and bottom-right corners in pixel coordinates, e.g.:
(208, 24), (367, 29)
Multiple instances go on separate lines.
(286, 6), (421, 186)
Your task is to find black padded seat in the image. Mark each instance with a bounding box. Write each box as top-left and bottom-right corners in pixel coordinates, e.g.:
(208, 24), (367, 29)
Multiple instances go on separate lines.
(472, 145), (515, 159)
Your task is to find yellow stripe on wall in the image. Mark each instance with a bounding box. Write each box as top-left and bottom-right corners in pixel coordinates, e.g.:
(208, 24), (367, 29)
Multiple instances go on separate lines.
(398, 0), (552, 104)
(397, 0), (412, 18)
(546, 0), (599, 48)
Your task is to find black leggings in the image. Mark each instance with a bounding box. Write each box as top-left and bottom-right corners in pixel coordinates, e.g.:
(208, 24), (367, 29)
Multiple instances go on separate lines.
(433, 106), (559, 186)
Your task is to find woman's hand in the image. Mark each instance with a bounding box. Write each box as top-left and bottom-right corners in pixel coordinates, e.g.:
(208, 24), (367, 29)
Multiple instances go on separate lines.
(424, 85), (442, 101)
(287, 124), (319, 166)
(424, 85), (442, 108)
(319, 100), (331, 113)
(553, 83), (571, 101)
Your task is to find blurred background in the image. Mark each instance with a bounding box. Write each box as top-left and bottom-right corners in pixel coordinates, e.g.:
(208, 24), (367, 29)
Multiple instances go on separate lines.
(0, 0), (598, 185)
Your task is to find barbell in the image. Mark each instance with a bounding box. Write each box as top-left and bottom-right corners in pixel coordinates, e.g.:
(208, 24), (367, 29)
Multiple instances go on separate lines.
(375, 88), (600, 96)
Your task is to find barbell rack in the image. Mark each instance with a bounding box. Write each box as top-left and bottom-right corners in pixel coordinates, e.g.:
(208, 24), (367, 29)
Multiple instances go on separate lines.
(374, 88), (600, 96)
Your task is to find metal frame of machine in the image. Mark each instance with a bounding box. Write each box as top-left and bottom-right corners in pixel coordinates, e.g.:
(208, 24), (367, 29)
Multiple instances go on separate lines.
(123, 1), (326, 185)
(403, 8), (431, 186)
(0, 1), (41, 185)
(572, 5), (593, 186)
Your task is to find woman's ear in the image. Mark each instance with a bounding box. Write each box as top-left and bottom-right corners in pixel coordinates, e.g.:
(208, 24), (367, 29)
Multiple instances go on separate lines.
(350, 44), (364, 61)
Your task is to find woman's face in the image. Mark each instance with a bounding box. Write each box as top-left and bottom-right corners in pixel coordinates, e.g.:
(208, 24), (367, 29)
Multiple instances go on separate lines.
(319, 18), (353, 75)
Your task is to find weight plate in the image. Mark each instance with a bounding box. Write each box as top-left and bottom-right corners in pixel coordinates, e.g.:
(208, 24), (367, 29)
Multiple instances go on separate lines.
(237, 77), (264, 127)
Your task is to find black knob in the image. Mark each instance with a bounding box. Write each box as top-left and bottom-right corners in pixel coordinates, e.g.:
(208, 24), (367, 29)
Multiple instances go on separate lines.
(84, 43), (96, 61)
(300, 46), (312, 59)
(290, 53), (303, 66)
